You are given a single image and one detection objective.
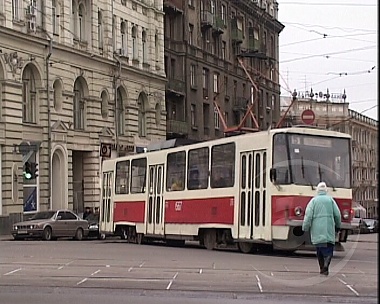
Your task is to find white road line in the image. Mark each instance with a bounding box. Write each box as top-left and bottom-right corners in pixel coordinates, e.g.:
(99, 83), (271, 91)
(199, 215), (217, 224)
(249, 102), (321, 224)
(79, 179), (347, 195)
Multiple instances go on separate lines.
(270, 272), (274, 276)
(341, 273), (346, 278)
(128, 267), (133, 272)
(91, 270), (100, 276)
(212, 263), (215, 269)
(166, 272), (179, 290)
(58, 260), (74, 270)
(199, 268), (203, 274)
(255, 275), (263, 293)
(139, 262), (145, 268)
(4, 268), (22, 276)
(284, 266), (290, 272)
(358, 270), (365, 274)
(106, 265), (110, 268)
(77, 278), (88, 286)
(338, 277), (360, 296)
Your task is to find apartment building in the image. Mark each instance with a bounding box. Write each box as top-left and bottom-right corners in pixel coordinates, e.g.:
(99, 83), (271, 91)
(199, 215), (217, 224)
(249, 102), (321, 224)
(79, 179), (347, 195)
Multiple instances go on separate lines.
(163, 0), (284, 141)
(0, 0), (166, 226)
(280, 91), (378, 218)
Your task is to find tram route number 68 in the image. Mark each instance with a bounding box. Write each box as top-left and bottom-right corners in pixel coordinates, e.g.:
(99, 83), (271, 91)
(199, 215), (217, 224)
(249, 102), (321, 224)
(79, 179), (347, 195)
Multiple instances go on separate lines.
(175, 201), (183, 212)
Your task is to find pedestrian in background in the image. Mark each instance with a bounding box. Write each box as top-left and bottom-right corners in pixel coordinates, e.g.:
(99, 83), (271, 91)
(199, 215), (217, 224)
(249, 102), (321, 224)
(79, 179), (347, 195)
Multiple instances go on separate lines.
(302, 182), (341, 275)
(83, 207), (92, 220)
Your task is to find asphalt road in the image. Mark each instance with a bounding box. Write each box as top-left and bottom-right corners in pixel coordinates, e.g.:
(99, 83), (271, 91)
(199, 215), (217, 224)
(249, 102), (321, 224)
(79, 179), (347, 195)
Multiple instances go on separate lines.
(0, 233), (377, 304)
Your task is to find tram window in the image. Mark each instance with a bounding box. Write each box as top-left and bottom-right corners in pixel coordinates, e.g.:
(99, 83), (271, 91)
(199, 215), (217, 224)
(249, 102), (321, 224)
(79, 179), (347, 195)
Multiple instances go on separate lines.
(255, 154), (261, 188)
(255, 191), (260, 226)
(131, 158), (147, 193)
(211, 143), (235, 188)
(115, 160), (130, 194)
(167, 151), (186, 191)
(248, 154), (253, 189)
(263, 152), (267, 188)
(241, 155), (247, 189)
(188, 147), (209, 190)
(262, 190), (266, 226)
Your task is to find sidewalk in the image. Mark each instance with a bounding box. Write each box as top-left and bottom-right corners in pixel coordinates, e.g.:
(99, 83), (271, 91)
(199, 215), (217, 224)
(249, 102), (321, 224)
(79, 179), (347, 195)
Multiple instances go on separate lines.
(347, 232), (378, 243)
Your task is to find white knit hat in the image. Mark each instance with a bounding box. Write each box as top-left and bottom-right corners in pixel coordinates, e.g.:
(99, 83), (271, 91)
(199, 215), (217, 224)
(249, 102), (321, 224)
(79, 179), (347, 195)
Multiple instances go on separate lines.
(316, 182), (327, 193)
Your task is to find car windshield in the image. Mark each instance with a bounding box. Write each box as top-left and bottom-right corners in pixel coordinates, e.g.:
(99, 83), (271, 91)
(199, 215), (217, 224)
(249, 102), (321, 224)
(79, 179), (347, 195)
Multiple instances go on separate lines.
(30, 211), (56, 220)
(363, 219), (375, 226)
(86, 213), (99, 221)
(272, 133), (351, 188)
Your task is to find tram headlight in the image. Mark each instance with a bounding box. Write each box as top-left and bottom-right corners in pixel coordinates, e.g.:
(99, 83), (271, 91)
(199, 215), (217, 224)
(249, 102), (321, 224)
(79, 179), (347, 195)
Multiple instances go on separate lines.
(294, 206), (303, 217)
(342, 210), (350, 220)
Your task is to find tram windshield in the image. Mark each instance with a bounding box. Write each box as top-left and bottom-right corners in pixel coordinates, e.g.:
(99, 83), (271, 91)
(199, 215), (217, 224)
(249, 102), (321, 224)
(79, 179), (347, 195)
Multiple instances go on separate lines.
(272, 133), (351, 188)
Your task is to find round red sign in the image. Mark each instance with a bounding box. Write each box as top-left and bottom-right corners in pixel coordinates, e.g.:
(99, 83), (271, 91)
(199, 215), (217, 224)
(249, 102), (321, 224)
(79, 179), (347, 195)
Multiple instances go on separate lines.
(301, 109), (315, 125)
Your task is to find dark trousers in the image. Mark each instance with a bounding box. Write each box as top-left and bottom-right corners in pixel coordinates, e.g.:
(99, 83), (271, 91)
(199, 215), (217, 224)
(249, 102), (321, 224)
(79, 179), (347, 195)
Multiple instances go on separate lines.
(316, 243), (334, 275)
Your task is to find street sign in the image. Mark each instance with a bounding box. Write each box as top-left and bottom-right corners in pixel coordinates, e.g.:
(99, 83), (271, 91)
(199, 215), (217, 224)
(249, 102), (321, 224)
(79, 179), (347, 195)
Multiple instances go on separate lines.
(100, 143), (112, 158)
(301, 109), (315, 125)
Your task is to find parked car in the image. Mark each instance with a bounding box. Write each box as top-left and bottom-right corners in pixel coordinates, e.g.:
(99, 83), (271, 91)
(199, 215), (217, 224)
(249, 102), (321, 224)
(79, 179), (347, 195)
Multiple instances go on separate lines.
(359, 218), (378, 234)
(11, 210), (89, 241)
(86, 213), (105, 239)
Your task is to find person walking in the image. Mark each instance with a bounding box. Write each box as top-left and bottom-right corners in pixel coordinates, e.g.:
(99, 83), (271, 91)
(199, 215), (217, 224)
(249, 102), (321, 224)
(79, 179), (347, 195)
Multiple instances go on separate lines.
(302, 181), (341, 275)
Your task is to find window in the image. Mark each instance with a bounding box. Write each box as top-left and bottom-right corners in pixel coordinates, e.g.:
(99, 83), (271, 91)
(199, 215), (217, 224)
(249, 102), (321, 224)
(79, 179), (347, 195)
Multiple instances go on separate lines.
(73, 79), (85, 130)
(210, 0), (215, 14)
(191, 104), (196, 126)
(132, 26), (137, 59)
(189, 24), (194, 45)
(142, 30), (147, 63)
(214, 73), (219, 93)
(188, 147), (209, 190)
(12, 0), (20, 20)
(224, 76), (228, 95)
(138, 93), (147, 137)
(112, 15), (116, 49)
(52, 0), (59, 35)
(221, 4), (226, 24)
(188, 0), (194, 7)
(190, 64), (196, 87)
(211, 143), (235, 188)
(221, 41), (226, 60)
(115, 161), (130, 194)
(100, 90), (108, 119)
(166, 151), (186, 191)
(131, 158), (147, 193)
(155, 31), (159, 62)
(202, 68), (209, 98)
(116, 88), (124, 135)
(78, 4), (85, 41)
(53, 79), (63, 112)
(22, 66), (37, 124)
(120, 21), (127, 54)
(214, 106), (220, 129)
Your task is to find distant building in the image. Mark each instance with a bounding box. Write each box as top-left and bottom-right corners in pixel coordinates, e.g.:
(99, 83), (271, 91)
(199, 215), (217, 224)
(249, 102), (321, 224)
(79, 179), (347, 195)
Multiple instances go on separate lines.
(280, 90), (378, 218)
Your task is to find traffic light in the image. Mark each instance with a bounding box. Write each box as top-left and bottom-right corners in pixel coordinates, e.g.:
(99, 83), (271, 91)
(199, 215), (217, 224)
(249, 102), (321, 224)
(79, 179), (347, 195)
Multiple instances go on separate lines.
(23, 162), (32, 180)
(31, 162), (38, 179)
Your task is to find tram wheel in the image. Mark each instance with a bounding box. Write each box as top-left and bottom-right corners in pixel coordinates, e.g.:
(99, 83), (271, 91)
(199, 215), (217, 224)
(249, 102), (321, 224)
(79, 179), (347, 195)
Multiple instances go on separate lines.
(203, 229), (216, 250)
(238, 242), (254, 254)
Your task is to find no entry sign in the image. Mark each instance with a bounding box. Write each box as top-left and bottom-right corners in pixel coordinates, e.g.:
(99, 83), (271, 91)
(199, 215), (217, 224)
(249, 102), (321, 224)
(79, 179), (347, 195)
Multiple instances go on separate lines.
(301, 109), (315, 125)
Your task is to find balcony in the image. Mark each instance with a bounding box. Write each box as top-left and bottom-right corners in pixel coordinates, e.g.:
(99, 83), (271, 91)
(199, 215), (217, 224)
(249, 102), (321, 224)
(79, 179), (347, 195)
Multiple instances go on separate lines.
(166, 78), (186, 96)
(212, 16), (224, 35)
(248, 38), (260, 52)
(167, 120), (188, 135)
(231, 28), (243, 44)
(164, 37), (186, 53)
(163, 0), (183, 14)
(201, 11), (213, 30)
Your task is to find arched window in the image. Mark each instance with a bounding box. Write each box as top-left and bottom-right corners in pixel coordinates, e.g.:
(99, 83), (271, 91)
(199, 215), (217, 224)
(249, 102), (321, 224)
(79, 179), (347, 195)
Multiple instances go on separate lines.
(22, 65), (37, 123)
(101, 90), (109, 119)
(121, 21), (127, 54)
(132, 26), (137, 59)
(98, 10), (103, 50)
(154, 31), (159, 62)
(142, 30), (147, 63)
(138, 93), (147, 137)
(73, 78), (85, 129)
(116, 88), (125, 135)
(53, 79), (63, 112)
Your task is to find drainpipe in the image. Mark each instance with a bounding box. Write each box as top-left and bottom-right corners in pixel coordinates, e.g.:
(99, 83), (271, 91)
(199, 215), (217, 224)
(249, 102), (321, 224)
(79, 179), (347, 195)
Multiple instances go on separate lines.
(46, 38), (53, 209)
(113, 53), (121, 156)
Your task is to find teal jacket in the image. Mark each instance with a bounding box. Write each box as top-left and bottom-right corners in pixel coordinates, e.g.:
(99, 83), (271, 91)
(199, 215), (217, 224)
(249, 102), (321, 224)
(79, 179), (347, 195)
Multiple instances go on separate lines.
(302, 192), (341, 245)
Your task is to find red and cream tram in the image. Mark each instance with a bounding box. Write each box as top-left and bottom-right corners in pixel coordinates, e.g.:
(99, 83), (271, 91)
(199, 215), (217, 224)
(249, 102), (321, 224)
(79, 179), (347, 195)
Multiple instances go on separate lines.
(99, 126), (353, 252)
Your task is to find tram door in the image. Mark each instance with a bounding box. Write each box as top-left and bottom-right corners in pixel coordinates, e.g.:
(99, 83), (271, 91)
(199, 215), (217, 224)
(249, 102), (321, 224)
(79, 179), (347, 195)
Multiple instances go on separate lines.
(146, 164), (164, 236)
(238, 150), (267, 240)
(100, 172), (114, 234)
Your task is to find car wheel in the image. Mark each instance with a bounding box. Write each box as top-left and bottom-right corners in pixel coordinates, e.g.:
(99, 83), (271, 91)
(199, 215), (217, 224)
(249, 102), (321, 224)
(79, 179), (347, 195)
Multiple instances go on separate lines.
(13, 236), (24, 241)
(75, 228), (84, 241)
(42, 227), (52, 241)
(98, 233), (106, 240)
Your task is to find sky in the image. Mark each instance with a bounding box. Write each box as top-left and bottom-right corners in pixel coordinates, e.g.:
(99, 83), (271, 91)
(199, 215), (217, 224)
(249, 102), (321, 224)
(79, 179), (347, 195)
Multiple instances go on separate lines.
(277, 0), (378, 120)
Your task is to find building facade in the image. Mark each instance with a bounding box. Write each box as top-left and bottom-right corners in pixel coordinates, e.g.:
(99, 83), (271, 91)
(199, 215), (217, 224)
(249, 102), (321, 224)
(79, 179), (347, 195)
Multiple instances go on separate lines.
(280, 90), (378, 218)
(0, 0), (167, 226)
(163, 0), (284, 141)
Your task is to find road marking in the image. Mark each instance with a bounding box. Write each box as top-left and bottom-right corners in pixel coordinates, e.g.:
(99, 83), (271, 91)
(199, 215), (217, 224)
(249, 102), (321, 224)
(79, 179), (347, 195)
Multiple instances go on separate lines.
(358, 270), (365, 274)
(270, 272), (274, 276)
(4, 268), (22, 276)
(166, 272), (178, 290)
(77, 278), (88, 285)
(91, 270), (100, 276)
(341, 274), (346, 278)
(199, 268), (203, 274)
(338, 278), (359, 296)
(106, 265), (110, 268)
(139, 262), (145, 268)
(58, 260), (74, 270)
(212, 263), (215, 269)
(255, 275), (263, 293)
(284, 266), (290, 272)
(128, 267), (133, 272)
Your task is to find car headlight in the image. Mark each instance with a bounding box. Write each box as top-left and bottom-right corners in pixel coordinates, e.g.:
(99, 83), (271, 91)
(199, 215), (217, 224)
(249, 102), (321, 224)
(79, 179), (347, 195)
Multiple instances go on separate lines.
(342, 210), (350, 220)
(294, 206), (303, 217)
(13, 225), (18, 230)
(89, 224), (98, 229)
